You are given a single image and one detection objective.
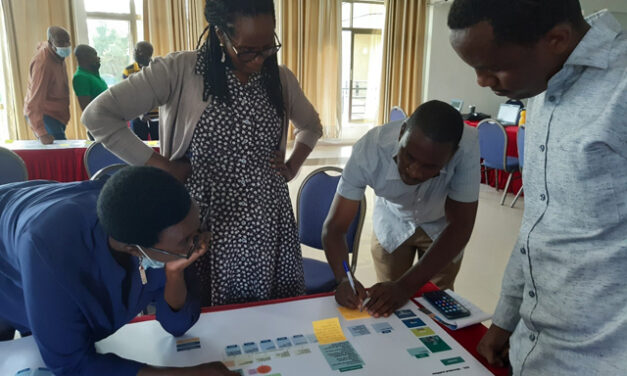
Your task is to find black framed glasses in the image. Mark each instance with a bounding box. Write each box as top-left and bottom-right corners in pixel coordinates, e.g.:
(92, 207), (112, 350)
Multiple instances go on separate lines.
(223, 32), (282, 63)
(142, 233), (204, 260)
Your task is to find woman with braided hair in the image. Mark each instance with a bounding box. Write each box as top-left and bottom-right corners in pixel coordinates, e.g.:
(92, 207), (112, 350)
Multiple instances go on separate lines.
(83, 0), (322, 307)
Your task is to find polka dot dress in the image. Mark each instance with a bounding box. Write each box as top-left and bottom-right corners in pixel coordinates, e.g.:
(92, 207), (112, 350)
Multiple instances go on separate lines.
(186, 48), (305, 306)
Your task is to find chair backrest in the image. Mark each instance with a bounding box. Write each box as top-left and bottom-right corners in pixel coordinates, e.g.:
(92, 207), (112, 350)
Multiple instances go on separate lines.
(389, 106), (407, 122)
(90, 164), (128, 181)
(477, 119), (508, 171)
(0, 147), (28, 184)
(84, 142), (126, 178)
(296, 167), (366, 272)
(517, 126), (525, 169)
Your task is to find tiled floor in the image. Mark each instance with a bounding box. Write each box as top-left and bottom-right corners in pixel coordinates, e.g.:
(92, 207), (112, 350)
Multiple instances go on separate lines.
(287, 143), (524, 316)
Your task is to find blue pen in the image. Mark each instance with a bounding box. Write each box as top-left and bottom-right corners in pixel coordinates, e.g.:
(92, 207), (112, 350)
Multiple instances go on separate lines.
(342, 261), (357, 295)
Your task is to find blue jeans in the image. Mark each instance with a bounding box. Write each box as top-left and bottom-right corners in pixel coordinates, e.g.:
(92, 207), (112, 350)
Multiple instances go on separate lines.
(43, 115), (67, 140)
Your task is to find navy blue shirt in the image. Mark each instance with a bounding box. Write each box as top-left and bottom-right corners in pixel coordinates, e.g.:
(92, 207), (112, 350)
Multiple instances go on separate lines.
(0, 180), (200, 375)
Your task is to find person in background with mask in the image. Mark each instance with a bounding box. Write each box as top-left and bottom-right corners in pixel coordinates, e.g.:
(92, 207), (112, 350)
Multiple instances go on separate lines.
(123, 41), (159, 141)
(73, 45), (108, 140)
(0, 166), (237, 376)
(23, 26), (72, 145)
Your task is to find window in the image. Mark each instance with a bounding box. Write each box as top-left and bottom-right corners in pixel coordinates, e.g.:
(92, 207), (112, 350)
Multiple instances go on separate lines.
(341, 1), (385, 139)
(0, 2), (10, 140)
(75, 0), (143, 86)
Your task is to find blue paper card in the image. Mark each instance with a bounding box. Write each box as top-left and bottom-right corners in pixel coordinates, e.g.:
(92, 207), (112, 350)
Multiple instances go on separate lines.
(225, 344), (242, 356)
(243, 342), (259, 354)
(259, 339), (276, 351)
(348, 324), (371, 337)
(292, 334), (308, 345)
(276, 336), (292, 348)
(395, 309), (416, 319)
(402, 318), (426, 328)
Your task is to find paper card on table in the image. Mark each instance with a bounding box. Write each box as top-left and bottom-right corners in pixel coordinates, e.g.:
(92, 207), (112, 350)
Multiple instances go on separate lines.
(411, 327), (435, 338)
(394, 309), (416, 319)
(419, 335), (452, 353)
(225, 344), (242, 356)
(176, 337), (201, 352)
(402, 318), (426, 328)
(337, 306), (371, 320)
(348, 324), (371, 337)
(259, 339), (276, 351)
(243, 342), (259, 354)
(292, 334), (308, 345)
(372, 322), (393, 334)
(319, 341), (364, 371)
(312, 317), (347, 344)
(294, 347), (312, 355)
(276, 337), (292, 348)
(407, 347), (430, 359)
(441, 357), (465, 366)
(305, 334), (318, 343)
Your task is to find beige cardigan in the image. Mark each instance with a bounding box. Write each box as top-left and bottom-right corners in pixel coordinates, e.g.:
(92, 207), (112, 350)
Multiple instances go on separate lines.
(82, 51), (322, 165)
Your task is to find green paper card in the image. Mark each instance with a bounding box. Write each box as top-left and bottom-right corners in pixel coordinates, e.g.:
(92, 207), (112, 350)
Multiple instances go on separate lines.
(407, 347), (430, 359)
(419, 335), (452, 353)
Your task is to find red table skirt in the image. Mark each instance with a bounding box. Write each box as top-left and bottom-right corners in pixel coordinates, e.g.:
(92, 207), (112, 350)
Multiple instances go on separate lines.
(132, 282), (508, 376)
(14, 148), (90, 182)
(466, 120), (522, 195)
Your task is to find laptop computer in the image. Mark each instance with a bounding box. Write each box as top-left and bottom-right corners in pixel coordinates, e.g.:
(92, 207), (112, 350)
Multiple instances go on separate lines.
(496, 103), (521, 126)
(450, 99), (464, 112)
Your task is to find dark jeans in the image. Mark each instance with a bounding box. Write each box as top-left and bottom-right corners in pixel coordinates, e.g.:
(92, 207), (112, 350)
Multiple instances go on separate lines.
(25, 115), (67, 140)
(42, 115), (67, 140)
(131, 118), (159, 141)
(0, 317), (15, 341)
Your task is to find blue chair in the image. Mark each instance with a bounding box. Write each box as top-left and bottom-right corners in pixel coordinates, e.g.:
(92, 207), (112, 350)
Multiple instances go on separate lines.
(510, 126), (525, 208)
(84, 142), (126, 178)
(389, 106), (407, 122)
(90, 164), (128, 181)
(0, 147), (28, 184)
(296, 167), (366, 294)
(477, 119), (520, 205)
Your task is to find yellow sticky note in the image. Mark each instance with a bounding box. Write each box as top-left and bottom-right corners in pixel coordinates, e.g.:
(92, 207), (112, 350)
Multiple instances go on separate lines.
(337, 306), (371, 321)
(312, 317), (347, 345)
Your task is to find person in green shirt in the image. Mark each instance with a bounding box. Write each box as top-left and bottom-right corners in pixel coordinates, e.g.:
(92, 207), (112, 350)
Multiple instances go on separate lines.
(73, 44), (108, 139)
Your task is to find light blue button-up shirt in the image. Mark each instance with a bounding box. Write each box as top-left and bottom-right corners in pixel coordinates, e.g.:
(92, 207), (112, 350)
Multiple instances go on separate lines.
(337, 121), (480, 253)
(492, 11), (627, 376)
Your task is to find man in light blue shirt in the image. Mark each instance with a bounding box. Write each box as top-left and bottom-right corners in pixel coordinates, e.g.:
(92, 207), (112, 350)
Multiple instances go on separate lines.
(449, 1), (627, 374)
(323, 100), (481, 317)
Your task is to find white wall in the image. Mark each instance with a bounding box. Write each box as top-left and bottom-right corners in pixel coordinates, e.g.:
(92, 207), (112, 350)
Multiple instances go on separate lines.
(422, 3), (504, 118)
(581, 0), (627, 28)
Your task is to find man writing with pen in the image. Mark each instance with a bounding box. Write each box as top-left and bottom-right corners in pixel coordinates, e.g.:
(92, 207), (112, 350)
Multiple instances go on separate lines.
(323, 100), (480, 317)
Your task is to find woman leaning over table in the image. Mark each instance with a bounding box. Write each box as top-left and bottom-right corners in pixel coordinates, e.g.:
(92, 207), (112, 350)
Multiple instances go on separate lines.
(82, 0), (322, 306)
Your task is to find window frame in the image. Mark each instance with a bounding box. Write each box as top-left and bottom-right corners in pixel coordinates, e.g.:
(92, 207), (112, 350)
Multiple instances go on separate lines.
(341, 0), (385, 124)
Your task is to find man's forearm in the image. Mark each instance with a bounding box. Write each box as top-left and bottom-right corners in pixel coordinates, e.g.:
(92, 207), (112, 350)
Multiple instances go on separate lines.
(163, 271), (187, 311)
(398, 224), (472, 292)
(322, 230), (351, 283)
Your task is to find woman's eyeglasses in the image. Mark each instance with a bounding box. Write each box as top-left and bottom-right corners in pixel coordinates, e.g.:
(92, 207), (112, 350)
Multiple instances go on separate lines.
(223, 32), (282, 63)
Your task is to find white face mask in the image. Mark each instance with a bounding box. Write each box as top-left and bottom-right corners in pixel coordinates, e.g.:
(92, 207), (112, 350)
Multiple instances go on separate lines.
(54, 46), (72, 58)
(135, 245), (165, 270)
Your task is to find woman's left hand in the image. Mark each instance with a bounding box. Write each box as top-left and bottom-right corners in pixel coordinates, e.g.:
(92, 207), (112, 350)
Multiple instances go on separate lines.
(270, 150), (297, 181)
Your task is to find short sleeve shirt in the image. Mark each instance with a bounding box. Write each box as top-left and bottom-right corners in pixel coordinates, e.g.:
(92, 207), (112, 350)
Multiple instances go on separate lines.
(337, 121), (481, 252)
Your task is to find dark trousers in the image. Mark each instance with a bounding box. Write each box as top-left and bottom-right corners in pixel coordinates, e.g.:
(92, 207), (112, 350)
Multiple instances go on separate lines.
(131, 118), (159, 141)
